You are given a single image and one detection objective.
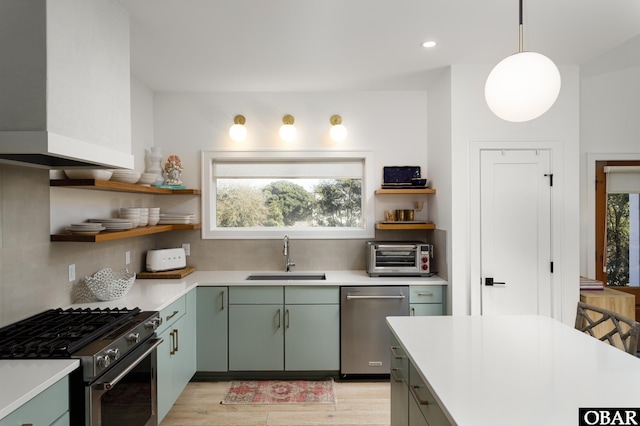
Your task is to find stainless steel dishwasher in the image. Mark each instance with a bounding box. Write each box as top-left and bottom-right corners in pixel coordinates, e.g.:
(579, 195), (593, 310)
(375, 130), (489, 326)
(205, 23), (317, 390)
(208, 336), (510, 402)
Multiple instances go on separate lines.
(340, 286), (409, 375)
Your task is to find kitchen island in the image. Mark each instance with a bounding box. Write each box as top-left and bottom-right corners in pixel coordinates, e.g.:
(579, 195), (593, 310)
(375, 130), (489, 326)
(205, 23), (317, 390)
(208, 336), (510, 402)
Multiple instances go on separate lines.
(387, 315), (640, 426)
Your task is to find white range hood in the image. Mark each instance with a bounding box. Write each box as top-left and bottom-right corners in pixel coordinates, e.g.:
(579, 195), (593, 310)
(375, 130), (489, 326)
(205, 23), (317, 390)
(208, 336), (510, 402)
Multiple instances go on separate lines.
(0, 131), (134, 169)
(0, 0), (134, 170)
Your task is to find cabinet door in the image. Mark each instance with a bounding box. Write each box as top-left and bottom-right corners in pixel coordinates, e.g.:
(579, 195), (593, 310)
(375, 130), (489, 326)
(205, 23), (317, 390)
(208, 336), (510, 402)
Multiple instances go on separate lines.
(410, 303), (444, 316)
(173, 292), (196, 397)
(228, 304), (284, 371)
(0, 377), (69, 426)
(408, 392), (430, 426)
(197, 287), (228, 371)
(157, 326), (174, 422)
(284, 304), (339, 371)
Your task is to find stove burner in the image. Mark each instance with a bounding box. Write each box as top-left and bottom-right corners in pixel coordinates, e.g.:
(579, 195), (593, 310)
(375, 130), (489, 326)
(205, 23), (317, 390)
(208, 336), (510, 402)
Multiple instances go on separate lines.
(0, 307), (140, 358)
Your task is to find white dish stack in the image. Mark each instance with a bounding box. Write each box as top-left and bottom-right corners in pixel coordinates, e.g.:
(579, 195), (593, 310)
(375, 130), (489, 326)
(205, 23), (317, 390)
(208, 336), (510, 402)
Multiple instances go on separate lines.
(148, 207), (160, 226)
(89, 218), (134, 231)
(111, 170), (142, 184)
(119, 207), (141, 227)
(157, 213), (195, 224)
(66, 223), (106, 235)
(138, 207), (149, 226)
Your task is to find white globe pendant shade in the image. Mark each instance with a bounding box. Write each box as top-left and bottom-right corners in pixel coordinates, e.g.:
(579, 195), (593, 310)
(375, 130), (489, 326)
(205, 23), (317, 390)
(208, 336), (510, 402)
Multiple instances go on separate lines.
(485, 51), (561, 122)
(329, 124), (347, 142)
(229, 123), (247, 142)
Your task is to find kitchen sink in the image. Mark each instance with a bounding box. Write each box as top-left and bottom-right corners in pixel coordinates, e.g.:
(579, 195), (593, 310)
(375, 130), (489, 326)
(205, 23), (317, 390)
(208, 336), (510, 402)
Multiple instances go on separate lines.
(245, 273), (326, 281)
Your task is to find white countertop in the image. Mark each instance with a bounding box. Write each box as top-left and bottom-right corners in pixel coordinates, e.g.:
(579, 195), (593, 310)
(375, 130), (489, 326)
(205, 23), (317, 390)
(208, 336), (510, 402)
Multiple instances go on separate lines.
(387, 315), (640, 426)
(69, 270), (447, 311)
(0, 359), (79, 419)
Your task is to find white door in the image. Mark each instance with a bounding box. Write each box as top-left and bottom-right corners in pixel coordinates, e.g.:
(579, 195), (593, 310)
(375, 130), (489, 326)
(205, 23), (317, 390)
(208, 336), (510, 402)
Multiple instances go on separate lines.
(480, 149), (552, 315)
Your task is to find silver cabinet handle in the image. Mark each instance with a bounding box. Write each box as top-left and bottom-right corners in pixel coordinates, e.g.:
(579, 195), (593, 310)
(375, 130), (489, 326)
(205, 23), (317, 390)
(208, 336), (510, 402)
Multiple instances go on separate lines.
(169, 331), (176, 355)
(221, 290), (225, 311)
(410, 385), (429, 405)
(174, 328), (179, 353)
(416, 292), (434, 297)
(276, 309), (281, 328)
(390, 368), (403, 383)
(166, 310), (179, 321)
(390, 346), (404, 359)
(346, 295), (405, 300)
(285, 309), (290, 329)
(411, 307), (415, 316)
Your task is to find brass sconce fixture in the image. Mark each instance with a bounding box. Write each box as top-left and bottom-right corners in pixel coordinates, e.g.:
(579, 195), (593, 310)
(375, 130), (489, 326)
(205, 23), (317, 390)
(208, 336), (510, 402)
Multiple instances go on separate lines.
(229, 115), (247, 142)
(279, 114), (297, 142)
(329, 114), (347, 142)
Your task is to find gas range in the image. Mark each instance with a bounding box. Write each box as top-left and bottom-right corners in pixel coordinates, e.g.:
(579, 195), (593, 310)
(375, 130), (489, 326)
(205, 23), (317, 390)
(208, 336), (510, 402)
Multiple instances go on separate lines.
(0, 307), (161, 380)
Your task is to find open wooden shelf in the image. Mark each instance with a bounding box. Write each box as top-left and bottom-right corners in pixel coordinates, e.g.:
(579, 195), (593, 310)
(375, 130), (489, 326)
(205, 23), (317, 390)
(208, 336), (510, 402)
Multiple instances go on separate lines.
(375, 222), (436, 231)
(51, 223), (201, 242)
(375, 188), (436, 195)
(50, 179), (201, 195)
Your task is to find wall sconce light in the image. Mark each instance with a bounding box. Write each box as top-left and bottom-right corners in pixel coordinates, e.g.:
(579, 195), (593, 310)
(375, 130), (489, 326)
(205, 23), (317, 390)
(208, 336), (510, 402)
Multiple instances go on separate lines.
(329, 115), (347, 142)
(229, 115), (247, 142)
(484, 0), (561, 122)
(279, 114), (297, 142)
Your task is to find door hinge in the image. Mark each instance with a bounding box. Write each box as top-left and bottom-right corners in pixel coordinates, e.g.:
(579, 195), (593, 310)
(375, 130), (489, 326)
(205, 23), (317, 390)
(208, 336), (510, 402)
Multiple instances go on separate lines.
(544, 173), (553, 186)
(550, 261), (554, 273)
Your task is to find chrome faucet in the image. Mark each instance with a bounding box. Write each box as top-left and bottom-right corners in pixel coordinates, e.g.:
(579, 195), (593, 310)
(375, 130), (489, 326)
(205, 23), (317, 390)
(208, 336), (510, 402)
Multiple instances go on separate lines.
(283, 234), (295, 272)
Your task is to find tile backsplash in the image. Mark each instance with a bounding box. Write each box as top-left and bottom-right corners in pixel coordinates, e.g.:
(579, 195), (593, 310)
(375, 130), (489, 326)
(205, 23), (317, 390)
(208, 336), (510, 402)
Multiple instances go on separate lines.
(0, 164), (447, 326)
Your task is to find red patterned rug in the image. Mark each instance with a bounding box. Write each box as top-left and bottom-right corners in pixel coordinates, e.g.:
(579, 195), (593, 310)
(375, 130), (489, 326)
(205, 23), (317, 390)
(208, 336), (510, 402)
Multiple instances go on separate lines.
(221, 380), (336, 404)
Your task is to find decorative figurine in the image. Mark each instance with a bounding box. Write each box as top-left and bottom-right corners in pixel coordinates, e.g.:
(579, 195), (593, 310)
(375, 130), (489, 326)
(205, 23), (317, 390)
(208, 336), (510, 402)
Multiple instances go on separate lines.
(163, 155), (183, 186)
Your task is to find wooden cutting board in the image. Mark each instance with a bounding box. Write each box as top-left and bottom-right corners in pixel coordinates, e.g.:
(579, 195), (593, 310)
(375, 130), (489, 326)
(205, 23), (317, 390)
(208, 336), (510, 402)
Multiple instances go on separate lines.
(137, 266), (195, 279)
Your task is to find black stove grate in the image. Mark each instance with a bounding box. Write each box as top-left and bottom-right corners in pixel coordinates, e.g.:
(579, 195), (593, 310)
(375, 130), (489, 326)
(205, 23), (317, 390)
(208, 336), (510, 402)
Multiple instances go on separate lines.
(0, 307), (140, 358)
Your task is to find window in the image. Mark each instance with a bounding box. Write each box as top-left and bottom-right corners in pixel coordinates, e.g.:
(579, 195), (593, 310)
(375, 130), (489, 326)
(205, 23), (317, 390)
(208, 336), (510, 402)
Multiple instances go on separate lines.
(596, 161), (640, 286)
(202, 151), (375, 239)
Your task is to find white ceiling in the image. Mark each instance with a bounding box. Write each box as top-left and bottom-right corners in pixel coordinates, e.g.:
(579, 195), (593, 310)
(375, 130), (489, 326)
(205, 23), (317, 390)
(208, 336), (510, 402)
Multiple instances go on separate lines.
(118, 0), (640, 92)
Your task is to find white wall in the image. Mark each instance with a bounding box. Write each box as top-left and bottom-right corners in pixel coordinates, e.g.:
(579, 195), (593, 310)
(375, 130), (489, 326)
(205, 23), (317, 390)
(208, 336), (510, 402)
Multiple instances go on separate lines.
(448, 64), (581, 324)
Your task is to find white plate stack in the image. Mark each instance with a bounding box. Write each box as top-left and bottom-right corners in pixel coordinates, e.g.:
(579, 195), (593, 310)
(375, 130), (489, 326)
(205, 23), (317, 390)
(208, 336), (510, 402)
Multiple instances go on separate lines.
(119, 207), (141, 227)
(157, 213), (195, 224)
(148, 207), (160, 226)
(67, 223), (106, 235)
(111, 170), (142, 184)
(89, 218), (134, 232)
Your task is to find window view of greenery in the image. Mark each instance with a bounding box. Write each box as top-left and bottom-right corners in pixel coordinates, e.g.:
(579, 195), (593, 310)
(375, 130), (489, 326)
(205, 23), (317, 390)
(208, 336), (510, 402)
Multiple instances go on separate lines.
(607, 194), (639, 286)
(216, 178), (362, 228)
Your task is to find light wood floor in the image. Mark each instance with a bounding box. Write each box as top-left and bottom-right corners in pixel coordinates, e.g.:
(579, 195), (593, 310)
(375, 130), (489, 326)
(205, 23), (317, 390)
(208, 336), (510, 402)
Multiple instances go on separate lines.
(160, 380), (391, 426)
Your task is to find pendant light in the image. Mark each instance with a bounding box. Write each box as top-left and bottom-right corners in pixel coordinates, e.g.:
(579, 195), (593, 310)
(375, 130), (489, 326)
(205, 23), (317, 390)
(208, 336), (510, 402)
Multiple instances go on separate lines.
(485, 0), (561, 122)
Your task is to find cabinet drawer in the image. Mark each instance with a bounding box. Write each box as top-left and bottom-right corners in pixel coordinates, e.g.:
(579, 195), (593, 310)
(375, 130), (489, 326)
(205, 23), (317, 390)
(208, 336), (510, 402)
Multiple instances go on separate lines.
(409, 362), (450, 426)
(0, 377), (68, 426)
(390, 336), (408, 384)
(410, 303), (444, 316)
(285, 286), (339, 304)
(410, 286), (443, 303)
(158, 295), (186, 334)
(229, 286), (283, 304)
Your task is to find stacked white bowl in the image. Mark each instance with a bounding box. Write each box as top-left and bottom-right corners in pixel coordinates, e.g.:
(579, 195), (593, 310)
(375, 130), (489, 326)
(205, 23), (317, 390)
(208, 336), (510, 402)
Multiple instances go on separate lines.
(148, 207), (160, 226)
(138, 207), (149, 226)
(111, 170), (142, 184)
(119, 207), (141, 228)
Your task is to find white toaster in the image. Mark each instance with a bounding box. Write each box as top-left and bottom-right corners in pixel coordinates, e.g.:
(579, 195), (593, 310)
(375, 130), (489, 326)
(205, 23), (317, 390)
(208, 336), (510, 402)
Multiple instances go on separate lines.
(146, 248), (186, 272)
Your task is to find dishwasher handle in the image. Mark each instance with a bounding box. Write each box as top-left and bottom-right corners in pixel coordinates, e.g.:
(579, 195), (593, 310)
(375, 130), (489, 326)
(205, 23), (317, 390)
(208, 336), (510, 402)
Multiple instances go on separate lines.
(346, 294), (406, 300)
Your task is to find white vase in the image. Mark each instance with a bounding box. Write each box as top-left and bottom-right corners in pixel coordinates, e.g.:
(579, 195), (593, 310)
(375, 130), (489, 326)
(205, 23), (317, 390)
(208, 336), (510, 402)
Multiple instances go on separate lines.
(145, 148), (164, 185)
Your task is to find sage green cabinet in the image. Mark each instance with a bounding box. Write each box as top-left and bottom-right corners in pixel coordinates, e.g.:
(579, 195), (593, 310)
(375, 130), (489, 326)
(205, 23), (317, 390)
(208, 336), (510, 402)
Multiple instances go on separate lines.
(228, 286), (339, 372)
(157, 290), (196, 422)
(410, 285), (445, 316)
(0, 376), (69, 426)
(390, 334), (409, 426)
(197, 287), (228, 372)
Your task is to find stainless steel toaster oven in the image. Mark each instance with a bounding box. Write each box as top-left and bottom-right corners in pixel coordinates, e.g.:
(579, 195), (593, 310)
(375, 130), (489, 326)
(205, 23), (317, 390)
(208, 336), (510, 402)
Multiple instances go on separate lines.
(366, 241), (432, 277)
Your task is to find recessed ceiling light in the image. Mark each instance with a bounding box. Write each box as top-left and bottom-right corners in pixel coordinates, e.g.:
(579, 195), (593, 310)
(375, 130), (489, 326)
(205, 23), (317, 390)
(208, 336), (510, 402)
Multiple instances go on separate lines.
(422, 41), (437, 48)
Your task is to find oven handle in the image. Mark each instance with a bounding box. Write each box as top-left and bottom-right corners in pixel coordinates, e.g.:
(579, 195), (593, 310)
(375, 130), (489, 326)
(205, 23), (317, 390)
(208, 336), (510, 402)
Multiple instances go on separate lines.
(346, 295), (406, 300)
(95, 337), (163, 391)
(375, 244), (417, 250)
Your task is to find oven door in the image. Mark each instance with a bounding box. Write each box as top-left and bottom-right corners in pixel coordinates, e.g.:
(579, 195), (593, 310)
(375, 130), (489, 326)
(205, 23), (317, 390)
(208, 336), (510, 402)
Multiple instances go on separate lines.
(373, 245), (419, 274)
(87, 337), (163, 426)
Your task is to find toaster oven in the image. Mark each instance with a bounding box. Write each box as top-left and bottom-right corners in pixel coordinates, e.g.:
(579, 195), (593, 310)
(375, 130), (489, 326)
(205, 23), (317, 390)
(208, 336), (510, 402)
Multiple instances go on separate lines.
(366, 241), (433, 277)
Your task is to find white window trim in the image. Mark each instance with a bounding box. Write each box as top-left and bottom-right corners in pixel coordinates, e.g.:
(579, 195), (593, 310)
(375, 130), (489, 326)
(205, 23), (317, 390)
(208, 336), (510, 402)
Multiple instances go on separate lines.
(201, 150), (375, 239)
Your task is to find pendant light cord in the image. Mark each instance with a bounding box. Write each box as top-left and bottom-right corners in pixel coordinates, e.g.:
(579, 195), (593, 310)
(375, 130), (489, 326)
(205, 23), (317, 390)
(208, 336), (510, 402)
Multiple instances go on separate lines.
(519, 0), (524, 53)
